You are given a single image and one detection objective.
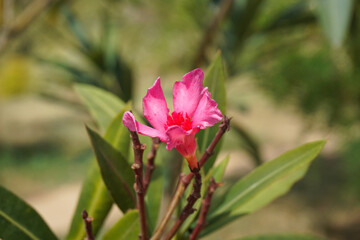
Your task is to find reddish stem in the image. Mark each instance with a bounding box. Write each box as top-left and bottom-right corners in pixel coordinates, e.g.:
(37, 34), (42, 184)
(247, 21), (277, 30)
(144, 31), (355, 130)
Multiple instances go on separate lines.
(150, 116), (231, 240)
(143, 137), (160, 194)
(81, 210), (94, 240)
(190, 178), (222, 240)
(130, 131), (148, 240)
(164, 167), (202, 240)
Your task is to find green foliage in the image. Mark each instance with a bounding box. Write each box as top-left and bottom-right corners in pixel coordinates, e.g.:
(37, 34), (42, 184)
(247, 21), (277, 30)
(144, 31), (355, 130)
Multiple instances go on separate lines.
(39, 5), (134, 101)
(103, 210), (140, 240)
(208, 155), (230, 183)
(197, 52), (227, 173)
(145, 162), (164, 234)
(75, 83), (125, 132)
(67, 86), (130, 240)
(0, 186), (57, 240)
(66, 161), (113, 240)
(257, 48), (360, 127)
(201, 140), (326, 237)
(86, 126), (136, 211)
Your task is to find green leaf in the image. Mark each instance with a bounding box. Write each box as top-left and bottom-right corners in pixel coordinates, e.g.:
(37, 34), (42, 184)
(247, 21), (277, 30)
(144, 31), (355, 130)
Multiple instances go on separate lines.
(86, 126), (136, 211)
(235, 234), (323, 240)
(103, 210), (140, 240)
(104, 102), (132, 157)
(67, 106), (131, 240)
(197, 52), (227, 173)
(145, 147), (165, 234)
(66, 161), (113, 240)
(0, 185), (58, 240)
(316, 0), (354, 48)
(203, 140), (326, 236)
(210, 155), (230, 182)
(75, 83), (125, 132)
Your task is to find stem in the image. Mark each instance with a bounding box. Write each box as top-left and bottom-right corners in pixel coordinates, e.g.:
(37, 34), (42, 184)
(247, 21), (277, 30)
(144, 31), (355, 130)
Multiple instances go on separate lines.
(81, 210), (94, 240)
(190, 178), (221, 240)
(130, 131), (148, 240)
(164, 167), (202, 240)
(151, 116), (231, 240)
(143, 137), (160, 194)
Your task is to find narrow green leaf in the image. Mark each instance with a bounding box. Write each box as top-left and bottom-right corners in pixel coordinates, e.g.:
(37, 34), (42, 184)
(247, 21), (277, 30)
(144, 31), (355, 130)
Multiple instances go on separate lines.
(103, 210), (140, 240)
(104, 102), (132, 157)
(66, 161), (113, 240)
(86, 126), (136, 211)
(0, 185), (58, 240)
(235, 234), (323, 240)
(75, 83), (125, 132)
(210, 155), (230, 182)
(215, 140), (325, 214)
(316, 0), (354, 48)
(67, 105), (131, 240)
(203, 141), (326, 236)
(197, 52), (227, 173)
(145, 146), (165, 234)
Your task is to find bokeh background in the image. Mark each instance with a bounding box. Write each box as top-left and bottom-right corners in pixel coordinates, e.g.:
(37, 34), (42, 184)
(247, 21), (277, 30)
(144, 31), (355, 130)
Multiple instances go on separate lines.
(0, 0), (359, 239)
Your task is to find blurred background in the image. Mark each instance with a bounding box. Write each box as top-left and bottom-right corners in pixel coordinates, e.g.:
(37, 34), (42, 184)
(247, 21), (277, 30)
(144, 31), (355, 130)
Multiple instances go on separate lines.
(0, 0), (359, 239)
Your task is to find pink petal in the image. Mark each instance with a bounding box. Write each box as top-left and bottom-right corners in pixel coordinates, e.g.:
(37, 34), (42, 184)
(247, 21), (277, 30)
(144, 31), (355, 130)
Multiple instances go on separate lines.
(173, 68), (205, 117)
(165, 126), (200, 169)
(165, 125), (199, 154)
(123, 111), (168, 142)
(192, 91), (223, 129)
(143, 77), (169, 131)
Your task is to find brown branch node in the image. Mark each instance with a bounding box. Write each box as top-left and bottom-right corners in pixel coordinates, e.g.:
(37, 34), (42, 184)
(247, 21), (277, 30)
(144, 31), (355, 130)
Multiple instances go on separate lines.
(129, 131), (148, 240)
(190, 178), (222, 240)
(164, 167), (202, 240)
(82, 209), (94, 240)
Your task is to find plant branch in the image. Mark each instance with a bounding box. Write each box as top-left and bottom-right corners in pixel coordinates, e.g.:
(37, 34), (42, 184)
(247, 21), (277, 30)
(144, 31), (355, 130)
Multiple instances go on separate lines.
(164, 167), (202, 240)
(130, 131), (148, 240)
(190, 177), (222, 240)
(81, 209), (94, 240)
(151, 116), (231, 240)
(143, 137), (160, 194)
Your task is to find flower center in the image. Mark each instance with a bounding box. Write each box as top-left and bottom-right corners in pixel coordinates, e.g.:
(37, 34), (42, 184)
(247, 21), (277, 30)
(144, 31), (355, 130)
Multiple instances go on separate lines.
(166, 111), (193, 131)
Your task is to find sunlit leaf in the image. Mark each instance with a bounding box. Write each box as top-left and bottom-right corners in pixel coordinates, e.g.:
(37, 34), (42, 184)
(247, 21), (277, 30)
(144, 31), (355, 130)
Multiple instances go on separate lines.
(210, 155), (230, 182)
(0, 185), (58, 240)
(102, 210), (140, 240)
(66, 161), (113, 240)
(202, 141), (326, 236)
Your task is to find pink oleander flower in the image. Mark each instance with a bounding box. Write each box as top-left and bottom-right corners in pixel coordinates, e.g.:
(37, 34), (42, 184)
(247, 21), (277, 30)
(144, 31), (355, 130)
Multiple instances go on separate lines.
(122, 68), (222, 170)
